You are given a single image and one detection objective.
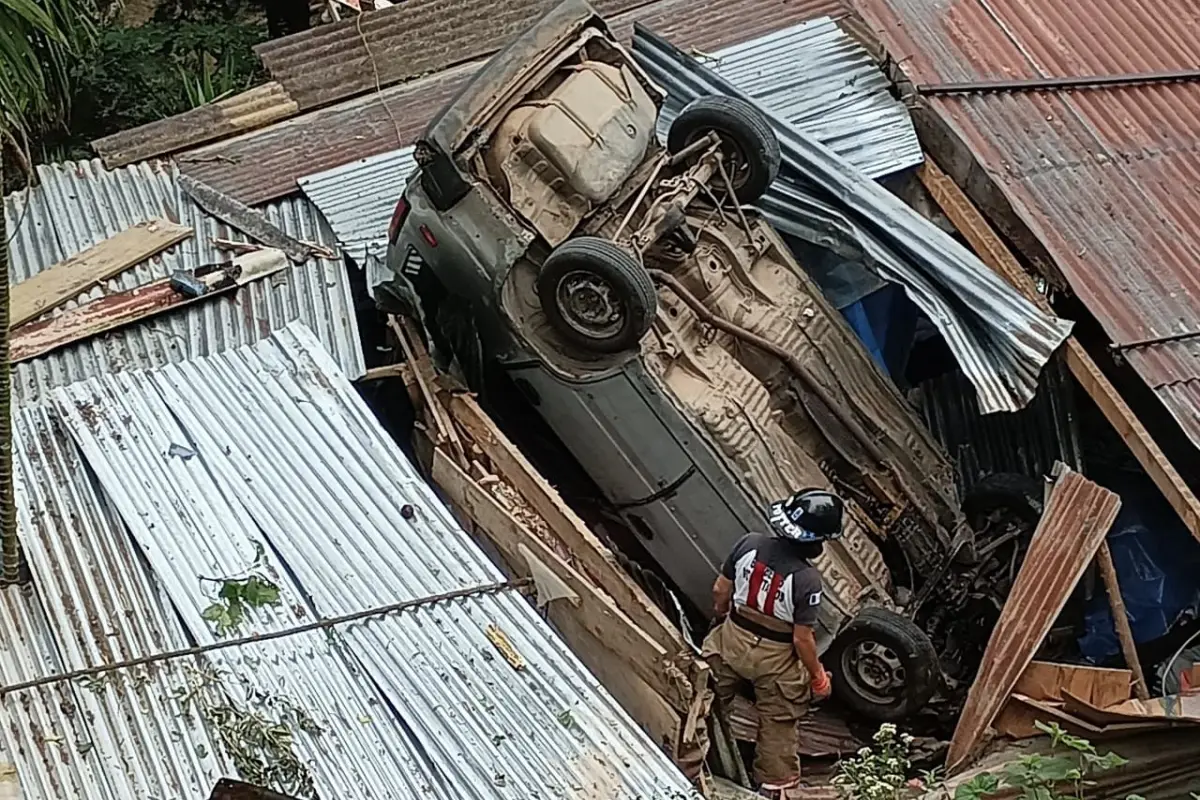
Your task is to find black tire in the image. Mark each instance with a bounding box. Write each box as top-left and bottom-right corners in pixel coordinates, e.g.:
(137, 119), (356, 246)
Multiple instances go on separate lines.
(962, 473), (1044, 529)
(666, 95), (781, 203)
(826, 607), (940, 722)
(537, 237), (657, 354)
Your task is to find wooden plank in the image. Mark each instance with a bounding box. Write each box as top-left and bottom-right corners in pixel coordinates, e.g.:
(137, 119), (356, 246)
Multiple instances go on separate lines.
(431, 449), (686, 740)
(919, 159), (1200, 545)
(1095, 542), (1151, 700)
(11, 219), (193, 328)
(1014, 661), (1132, 708)
(178, 174), (313, 263)
(12, 249), (289, 363)
(446, 392), (687, 656)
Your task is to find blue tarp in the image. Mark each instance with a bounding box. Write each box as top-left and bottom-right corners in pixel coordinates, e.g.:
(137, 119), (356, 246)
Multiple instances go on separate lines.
(1079, 476), (1200, 661)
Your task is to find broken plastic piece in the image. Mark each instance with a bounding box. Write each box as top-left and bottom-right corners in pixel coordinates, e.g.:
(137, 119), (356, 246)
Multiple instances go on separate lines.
(170, 271), (209, 298)
(519, 543), (580, 609)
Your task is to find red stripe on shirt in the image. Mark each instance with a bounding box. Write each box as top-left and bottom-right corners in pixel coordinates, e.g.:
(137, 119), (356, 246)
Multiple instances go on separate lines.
(745, 562), (768, 610)
(762, 571), (785, 616)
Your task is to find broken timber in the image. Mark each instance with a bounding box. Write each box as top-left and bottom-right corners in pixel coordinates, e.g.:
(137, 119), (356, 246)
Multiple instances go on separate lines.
(179, 174), (313, 263)
(919, 159), (1200, 545)
(10, 219), (193, 328)
(11, 249), (289, 363)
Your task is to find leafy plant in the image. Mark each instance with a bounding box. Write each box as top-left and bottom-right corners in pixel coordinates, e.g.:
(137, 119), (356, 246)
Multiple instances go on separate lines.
(178, 47), (252, 108)
(832, 723), (933, 800)
(954, 722), (1132, 800)
(200, 542), (283, 636)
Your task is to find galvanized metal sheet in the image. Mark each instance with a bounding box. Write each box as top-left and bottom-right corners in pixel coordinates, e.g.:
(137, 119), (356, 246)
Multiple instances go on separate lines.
(632, 26), (1074, 413)
(3, 405), (233, 800)
(854, 0), (1200, 449)
(46, 323), (695, 800)
(655, 17), (922, 178)
(946, 467), (1122, 772)
(297, 146), (416, 265)
(3, 159), (364, 406)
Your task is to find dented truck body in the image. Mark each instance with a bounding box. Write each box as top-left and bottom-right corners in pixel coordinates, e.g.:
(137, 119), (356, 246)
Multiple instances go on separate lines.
(385, 0), (971, 719)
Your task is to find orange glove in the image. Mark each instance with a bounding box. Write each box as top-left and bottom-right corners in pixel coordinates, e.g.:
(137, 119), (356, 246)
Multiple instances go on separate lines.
(811, 669), (832, 701)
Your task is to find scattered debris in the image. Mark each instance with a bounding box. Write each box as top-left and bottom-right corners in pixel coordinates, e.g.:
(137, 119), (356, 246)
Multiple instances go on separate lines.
(484, 624), (526, 671)
(11, 218), (193, 328)
(11, 248), (290, 363)
(200, 543), (284, 637)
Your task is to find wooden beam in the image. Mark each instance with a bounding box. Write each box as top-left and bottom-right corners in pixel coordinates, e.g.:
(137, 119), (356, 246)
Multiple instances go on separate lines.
(446, 392), (688, 656)
(1095, 542), (1151, 700)
(11, 219), (192, 328)
(432, 450), (687, 736)
(918, 159), (1200, 543)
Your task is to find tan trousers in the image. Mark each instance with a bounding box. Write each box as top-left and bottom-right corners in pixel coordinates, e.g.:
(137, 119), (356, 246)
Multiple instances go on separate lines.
(702, 618), (811, 785)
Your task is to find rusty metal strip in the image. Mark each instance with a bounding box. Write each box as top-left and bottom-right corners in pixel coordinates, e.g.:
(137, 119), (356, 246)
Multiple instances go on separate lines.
(917, 69), (1200, 95)
(919, 159), (1200, 544)
(947, 465), (1121, 773)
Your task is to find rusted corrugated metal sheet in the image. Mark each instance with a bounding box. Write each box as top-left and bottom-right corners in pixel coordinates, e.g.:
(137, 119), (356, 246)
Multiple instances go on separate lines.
(853, 0), (1200, 451)
(254, 0), (648, 111)
(178, 0), (844, 205)
(946, 466), (1122, 773)
(92, 82), (298, 169)
(177, 63), (476, 205)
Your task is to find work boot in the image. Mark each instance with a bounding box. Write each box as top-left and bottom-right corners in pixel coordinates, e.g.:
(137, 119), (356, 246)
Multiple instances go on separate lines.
(757, 778), (803, 799)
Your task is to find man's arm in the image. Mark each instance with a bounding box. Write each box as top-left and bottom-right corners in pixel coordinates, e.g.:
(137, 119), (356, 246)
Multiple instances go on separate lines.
(792, 624), (824, 687)
(713, 575), (734, 617)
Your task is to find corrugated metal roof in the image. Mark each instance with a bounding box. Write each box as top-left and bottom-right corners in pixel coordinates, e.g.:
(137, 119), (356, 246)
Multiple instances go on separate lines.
(24, 323), (693, 800)
(297, 146), (416, 264)
(946, 466), (1122, 773)
(91, 82), (299, 169)
(176, 0), (845, 206)
(3, 159), (364, 405)
(254, 0), (650, 112)
(632, 26), (1074, 413)
(178, 62), (476, 206)
(918, 363), (1081, 494)
(853, 0), (1200, 449)
(655, 17), (921, 178)
(3, 404), (234, 800)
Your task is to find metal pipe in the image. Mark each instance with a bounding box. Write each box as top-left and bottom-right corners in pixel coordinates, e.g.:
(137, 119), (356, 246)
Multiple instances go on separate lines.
(918, 69), (1200, 96)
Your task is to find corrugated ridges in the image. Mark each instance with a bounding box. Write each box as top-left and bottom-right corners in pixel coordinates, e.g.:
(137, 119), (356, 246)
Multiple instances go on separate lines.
(296, 146), (417, 263)
(92, 82), (299, 169)
(3, 158), (363, 405)
(254, 0), (650, 111)
(3, 405), (232, 799)
(854, 0), (1200, 449)
(37, 323), (694, 800)
(946, 467), (1122, 772)
(178, 62), (476, 206)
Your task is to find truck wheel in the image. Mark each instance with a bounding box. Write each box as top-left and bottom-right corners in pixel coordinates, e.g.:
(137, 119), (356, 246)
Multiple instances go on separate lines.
(538, 237), (657, 354)
(826, 607), (940, 722)
(667, 95), (781, 203)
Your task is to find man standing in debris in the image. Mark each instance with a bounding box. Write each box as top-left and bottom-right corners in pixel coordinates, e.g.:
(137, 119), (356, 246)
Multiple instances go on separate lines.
(703, 488), (840, 799)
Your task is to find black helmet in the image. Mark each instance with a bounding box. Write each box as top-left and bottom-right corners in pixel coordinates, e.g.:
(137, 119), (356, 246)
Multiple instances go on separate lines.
(768, 489), (844, 542)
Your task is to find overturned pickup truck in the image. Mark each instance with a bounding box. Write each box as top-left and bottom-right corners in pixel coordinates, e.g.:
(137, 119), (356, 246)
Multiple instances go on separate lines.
(381, 0), (1038, 722)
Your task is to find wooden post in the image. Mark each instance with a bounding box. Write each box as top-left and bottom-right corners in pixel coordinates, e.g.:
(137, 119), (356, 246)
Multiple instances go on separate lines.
(1094, 541), (1150, 700)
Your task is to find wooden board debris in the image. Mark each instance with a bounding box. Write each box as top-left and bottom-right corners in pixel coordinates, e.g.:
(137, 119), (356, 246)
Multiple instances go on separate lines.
(12, 249), (289, 363)
(1014, 661), (1132, 709)
(11, 219), (193, 328)
(179, 174), (313, 263)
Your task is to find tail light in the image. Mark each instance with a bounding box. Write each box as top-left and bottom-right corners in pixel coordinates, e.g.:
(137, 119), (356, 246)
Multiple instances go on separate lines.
(388, 196), (410, 245)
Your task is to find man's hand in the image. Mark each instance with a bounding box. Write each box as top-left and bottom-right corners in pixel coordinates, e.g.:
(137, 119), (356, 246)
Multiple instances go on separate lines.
(712, 575), (734, 617)
(811, 669), (833, 701)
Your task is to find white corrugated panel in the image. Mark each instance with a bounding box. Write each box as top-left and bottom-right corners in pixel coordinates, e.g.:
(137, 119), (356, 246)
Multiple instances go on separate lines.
(3, 158), (365, 405)
(3, 405), (231, 800)
(48, 323), (695, 800)
(655, 16), (923, 179)
(297, 146), (417, 266)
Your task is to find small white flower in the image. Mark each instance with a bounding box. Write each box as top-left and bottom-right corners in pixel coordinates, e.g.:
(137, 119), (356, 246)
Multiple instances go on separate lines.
(900, 732), (914, 745)
(857, 747), (872, 757)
